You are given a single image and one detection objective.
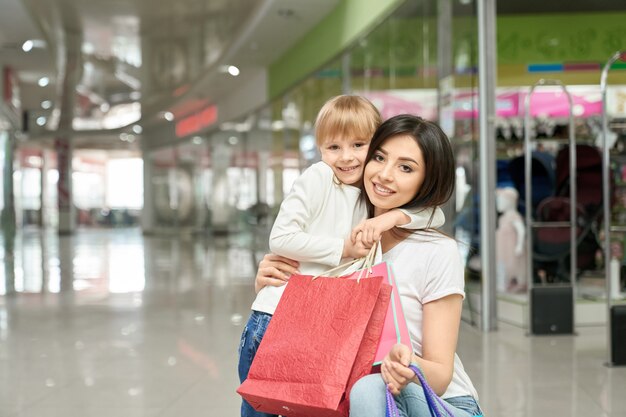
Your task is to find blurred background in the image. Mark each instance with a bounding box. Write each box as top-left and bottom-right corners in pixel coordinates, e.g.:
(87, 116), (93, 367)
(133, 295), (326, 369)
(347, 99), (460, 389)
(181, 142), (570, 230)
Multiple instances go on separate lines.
(1, 1), (626, 416)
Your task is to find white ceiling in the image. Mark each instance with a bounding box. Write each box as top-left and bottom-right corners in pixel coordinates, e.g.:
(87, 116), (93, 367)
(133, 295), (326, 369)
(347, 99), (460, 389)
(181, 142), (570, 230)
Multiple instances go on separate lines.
(0, 0), (340, 149)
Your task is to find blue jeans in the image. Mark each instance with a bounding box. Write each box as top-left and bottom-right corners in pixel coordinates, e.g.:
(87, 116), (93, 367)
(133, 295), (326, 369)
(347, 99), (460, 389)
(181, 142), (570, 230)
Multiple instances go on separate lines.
(237, 310), (277, 417)
(350, 373), (483, 417)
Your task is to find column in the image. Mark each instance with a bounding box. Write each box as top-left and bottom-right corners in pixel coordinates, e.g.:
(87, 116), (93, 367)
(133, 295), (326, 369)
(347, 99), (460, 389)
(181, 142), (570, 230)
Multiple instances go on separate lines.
(0, 130), (15, 294)
(211, 134), (234, 234)
(54, 32), (82, 235)
(477, 0), (498, 331)
(141, 148), (155, 234)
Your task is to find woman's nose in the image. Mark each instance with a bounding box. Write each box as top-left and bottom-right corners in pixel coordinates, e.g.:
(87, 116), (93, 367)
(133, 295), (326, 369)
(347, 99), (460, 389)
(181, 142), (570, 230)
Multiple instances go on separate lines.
(378, 164), (393, 181)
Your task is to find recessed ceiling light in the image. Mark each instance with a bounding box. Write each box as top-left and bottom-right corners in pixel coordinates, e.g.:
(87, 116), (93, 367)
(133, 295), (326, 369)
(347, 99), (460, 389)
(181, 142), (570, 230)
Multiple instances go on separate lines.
(227, 65), (240, 77)
(163, 111), (174, 121)
(38, 77), (50, 87)
(22, 40), (34, 52)
(41, 100), (52, 109)
(22, 39), (45, 52)
(36, 116), (47, 126)
(132, 124), (143, 134)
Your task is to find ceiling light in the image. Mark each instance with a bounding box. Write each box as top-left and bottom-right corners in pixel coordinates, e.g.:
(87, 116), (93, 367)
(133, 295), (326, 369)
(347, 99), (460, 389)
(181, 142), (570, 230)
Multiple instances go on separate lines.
(228, 136), (238, 145)
(219, 65), (240, 77)
(38, 77), (50, 87)
(132, 124), (143, 134)
(192, 136), (203, 145)
(41, 100), (52, 110)
(36, 116), (47, 126)
(22, 39), (45, 52)
(22, 40), (33, 52)
(227, 65), (240, 77)
(164, 111), (174, 122)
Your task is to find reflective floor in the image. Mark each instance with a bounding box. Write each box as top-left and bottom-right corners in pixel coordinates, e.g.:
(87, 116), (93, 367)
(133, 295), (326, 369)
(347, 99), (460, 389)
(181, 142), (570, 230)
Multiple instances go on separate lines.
(0, 227), (625, 417)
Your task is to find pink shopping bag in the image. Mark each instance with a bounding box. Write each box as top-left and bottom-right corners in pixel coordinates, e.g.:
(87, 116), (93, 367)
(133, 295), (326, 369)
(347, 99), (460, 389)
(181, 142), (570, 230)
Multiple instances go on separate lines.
(342, 262), (412, 365)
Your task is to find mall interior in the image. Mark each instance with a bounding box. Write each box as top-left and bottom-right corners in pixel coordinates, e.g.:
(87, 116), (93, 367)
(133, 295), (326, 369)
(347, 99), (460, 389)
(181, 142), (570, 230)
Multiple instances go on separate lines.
(1, 0), (626, 416)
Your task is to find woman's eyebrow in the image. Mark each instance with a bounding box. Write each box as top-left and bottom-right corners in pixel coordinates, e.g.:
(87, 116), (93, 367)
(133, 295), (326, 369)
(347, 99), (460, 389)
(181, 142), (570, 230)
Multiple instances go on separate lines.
(378, 146), (419, 166)
(398, 157), (420, 166)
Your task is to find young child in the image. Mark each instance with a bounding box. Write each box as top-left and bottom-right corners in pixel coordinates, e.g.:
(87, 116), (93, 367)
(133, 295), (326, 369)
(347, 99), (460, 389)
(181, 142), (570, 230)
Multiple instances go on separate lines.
(237, 96), (444, 417)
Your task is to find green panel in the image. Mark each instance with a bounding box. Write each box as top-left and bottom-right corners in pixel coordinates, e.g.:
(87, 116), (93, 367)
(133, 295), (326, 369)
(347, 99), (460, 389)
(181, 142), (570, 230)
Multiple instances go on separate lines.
(497, 12), (626, 64)
(269, 0), (404, 99)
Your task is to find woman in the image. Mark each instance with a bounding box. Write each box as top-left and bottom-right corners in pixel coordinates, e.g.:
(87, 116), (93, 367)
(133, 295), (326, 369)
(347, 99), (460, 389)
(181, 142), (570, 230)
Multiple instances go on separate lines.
(256, 114), (482, 417)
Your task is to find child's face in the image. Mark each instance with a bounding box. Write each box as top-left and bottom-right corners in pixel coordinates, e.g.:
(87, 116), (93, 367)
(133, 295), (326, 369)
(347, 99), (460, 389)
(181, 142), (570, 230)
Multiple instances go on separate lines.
(319, 136), (369, 186)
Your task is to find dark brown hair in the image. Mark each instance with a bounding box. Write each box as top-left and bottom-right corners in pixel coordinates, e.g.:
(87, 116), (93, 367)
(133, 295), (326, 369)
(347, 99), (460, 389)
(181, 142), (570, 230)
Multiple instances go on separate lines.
(361, 114), (455, 224)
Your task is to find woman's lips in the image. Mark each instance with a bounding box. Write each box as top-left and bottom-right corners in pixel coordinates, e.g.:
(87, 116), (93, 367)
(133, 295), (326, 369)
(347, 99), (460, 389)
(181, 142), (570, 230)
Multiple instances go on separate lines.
(372, 182), (394, 195)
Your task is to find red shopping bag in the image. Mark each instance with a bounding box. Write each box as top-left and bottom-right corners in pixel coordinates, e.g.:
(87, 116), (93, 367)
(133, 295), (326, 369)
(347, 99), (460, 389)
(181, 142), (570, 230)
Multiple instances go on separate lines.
(342, 262), (412, 365)
(237, 274), (391, 417)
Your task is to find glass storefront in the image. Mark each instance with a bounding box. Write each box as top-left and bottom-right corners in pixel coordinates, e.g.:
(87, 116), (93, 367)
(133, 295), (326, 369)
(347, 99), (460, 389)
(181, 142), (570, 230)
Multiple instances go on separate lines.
(491, 3), (626, 330)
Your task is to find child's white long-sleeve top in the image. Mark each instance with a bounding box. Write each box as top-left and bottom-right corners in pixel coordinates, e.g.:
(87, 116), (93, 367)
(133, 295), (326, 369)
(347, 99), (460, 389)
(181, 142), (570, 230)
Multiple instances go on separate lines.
(251, 161), (444, 315)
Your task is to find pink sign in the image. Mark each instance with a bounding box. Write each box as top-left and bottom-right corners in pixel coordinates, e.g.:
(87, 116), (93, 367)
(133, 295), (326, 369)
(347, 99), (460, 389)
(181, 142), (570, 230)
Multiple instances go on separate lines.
(360, 87), (604, 121)
(453, 89), (602, 119)
(360, 90), (438, 121)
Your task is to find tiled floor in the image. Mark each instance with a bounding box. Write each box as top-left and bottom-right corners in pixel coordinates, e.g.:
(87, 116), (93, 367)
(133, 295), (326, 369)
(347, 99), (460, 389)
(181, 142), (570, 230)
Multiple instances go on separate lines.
(0, 227), (624, 416)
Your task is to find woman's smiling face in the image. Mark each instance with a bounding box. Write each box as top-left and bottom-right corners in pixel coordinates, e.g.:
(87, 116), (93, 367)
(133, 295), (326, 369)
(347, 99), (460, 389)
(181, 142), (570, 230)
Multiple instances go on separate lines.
(363, 134), (426, 216)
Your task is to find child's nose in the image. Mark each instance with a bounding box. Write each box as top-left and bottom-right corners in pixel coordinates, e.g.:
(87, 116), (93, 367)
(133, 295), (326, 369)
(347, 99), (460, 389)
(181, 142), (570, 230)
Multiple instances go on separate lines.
(341, 150), (355, 161)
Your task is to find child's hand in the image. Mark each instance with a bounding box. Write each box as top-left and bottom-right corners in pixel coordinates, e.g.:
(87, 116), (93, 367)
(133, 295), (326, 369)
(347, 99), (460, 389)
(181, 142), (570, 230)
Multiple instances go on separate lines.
(342, 235), (371, 259)
(350, 210), (409, 247)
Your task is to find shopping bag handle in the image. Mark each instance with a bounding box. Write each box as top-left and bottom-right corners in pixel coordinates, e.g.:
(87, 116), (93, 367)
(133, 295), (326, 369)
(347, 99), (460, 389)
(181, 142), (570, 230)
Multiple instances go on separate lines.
(385, 364), (456, 417)
(313, 242), (378, 280)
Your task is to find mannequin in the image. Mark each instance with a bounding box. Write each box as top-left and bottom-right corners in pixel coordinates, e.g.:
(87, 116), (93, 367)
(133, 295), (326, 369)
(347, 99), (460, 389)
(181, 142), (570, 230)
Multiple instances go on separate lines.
(496, 187), (527, 293)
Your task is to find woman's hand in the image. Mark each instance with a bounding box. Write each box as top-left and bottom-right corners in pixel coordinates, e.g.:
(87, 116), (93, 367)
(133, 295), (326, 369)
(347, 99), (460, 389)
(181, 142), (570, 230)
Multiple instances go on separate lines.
(381, 344), (416, 395)
(254, 254), (300, 293)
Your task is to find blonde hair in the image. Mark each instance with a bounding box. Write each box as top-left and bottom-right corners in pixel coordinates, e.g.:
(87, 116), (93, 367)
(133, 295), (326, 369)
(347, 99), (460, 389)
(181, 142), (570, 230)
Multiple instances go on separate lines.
(314, 95), (381, 147)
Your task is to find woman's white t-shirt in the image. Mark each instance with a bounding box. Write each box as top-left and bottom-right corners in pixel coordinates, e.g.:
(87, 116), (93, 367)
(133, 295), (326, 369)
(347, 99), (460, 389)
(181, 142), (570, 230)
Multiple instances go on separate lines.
(382, 233), (479, 400)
